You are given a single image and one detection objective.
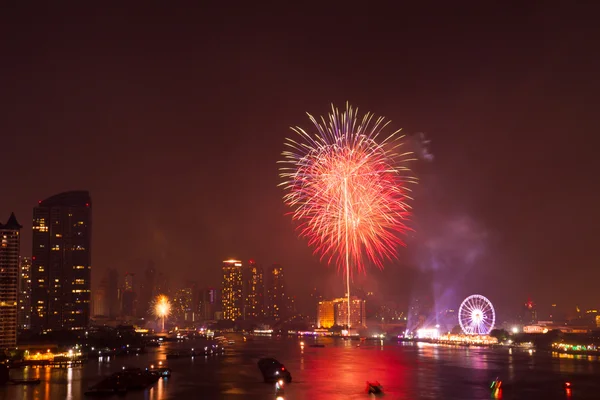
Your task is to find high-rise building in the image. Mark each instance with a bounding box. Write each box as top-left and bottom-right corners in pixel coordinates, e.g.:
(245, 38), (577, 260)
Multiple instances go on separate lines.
(317, 297), (367, 329)
(266, 264), (286, 321)
(121, 272), (137, 317)
(221, 260), (243, 321)
(335, 296), (367, 328)
(31, 191), (92, 332)
(190, 281), (200, 318)
(243, 260), (264, 319)
(521, 299), (537, 325)
(310, 288), (323, 319)
(0, 213), (22, 348)
(18, 256), (32, 330)
(209, 287), (221, 312)
(173, 288), (194, 322)
(124, 272), (134, 291)
(92, 280), (107, 316)
(317, 300), (335, 328)
(198, 287), (220, 320)
(106, 268), (119, 318)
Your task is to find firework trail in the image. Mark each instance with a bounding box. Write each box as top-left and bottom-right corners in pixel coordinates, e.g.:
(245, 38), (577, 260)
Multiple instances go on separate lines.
(279, 103), (416, 326)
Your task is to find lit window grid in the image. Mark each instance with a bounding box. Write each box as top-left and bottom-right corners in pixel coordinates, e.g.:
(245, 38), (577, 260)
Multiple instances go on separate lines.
(222, 264), (244, 321)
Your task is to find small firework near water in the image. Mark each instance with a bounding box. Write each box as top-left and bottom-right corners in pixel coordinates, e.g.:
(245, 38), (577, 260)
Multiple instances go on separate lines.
(279, 103), (415, 326)
(152, 294), (171, 332)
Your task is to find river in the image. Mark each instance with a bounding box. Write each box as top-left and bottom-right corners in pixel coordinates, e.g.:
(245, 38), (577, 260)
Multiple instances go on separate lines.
(2, 334), (599, 399)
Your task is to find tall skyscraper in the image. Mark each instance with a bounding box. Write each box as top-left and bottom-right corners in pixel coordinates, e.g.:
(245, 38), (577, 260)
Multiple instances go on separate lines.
(0, 213), (22, 348)
(310, 288), (323, 314)
(243, 260), (264, 319)
(199, 287), (220, 320)
(18, 256), (32, 330)
(121, 272), (137, 317)
(190, 281), (200, 319)
(31, 191), (92, 332)
(173, 288), (194, 322)
(221, 260), (243, 321)
(92, 279), (107, 316)
(266, 264), (286, 321)
(106, 268), (119, 318)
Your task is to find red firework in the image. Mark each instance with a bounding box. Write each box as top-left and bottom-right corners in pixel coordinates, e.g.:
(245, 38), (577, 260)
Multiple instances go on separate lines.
(279, 103), (416, 276)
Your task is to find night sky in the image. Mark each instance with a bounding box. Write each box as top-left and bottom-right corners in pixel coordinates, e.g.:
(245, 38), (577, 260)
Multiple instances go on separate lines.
(1, 3), (598, 316)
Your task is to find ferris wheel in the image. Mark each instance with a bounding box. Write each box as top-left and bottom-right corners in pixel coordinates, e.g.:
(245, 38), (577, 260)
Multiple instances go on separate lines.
(458, 294), (495, 335)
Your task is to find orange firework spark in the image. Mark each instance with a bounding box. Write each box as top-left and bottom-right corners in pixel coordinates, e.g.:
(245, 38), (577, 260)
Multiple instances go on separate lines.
(152, 295), (170, 317)
(152, 294), (171, 332)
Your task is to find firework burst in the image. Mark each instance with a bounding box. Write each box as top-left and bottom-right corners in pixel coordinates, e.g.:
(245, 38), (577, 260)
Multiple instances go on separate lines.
(152, 294), (171, 332)
(279, 103), (415, 294)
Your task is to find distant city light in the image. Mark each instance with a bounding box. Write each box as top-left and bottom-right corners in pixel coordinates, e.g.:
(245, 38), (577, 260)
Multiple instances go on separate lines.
(416, 328), (440, 339)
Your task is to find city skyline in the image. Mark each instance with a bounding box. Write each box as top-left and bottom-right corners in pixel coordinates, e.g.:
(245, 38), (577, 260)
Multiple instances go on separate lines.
(7, 202), (600, 324)
(8, 206), (600, 322)
(8, 223), (599, 334)
(1, 4), (599, 315)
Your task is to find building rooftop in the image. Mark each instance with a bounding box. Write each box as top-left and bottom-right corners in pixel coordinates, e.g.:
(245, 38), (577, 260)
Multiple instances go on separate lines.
(0, 212), (22, 230)
(38, 191), (91, 208)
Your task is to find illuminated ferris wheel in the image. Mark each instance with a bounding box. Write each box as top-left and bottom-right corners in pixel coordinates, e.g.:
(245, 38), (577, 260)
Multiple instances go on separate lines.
(458, 294), (495, 335)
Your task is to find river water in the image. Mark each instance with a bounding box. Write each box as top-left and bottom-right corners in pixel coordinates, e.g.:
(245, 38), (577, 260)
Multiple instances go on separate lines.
(2, 334), (599, 399)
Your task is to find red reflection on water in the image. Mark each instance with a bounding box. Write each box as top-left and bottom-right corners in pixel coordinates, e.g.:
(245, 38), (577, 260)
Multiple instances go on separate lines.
(301, 341), (409, 399)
